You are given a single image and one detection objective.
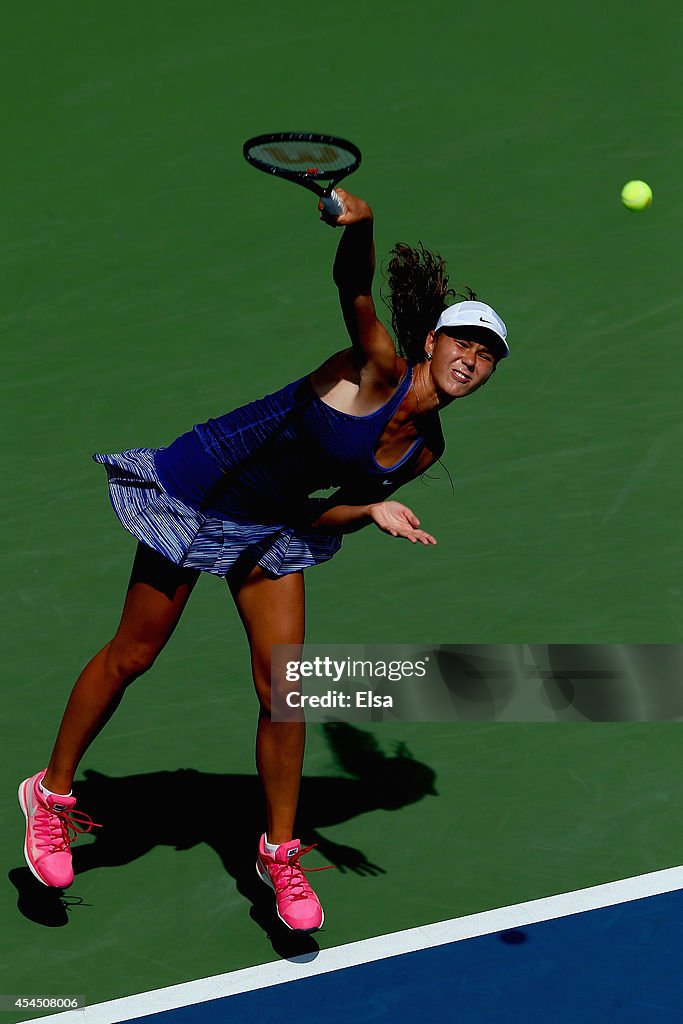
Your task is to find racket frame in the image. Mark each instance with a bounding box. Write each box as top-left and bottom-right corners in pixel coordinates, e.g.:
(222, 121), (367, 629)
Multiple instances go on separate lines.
(243, 131), (361, 214)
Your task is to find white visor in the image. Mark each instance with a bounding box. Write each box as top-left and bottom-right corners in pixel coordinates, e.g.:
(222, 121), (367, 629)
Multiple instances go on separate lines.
(434, 300), (509, 358)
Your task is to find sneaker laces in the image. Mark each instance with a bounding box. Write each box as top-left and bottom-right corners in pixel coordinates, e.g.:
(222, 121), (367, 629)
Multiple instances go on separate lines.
(268, 844), (332, 904)
(34, 805), (102, 854)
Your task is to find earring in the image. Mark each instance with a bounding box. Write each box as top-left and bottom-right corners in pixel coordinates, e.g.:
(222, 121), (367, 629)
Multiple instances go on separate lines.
(426, 353), (432, 361)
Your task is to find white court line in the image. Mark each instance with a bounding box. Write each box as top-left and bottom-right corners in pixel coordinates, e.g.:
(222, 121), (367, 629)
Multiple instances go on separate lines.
(26, 864), (683, 1024)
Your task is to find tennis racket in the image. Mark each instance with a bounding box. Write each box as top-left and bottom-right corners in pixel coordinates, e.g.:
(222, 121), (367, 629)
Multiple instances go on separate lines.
(243, 132), (361, 216)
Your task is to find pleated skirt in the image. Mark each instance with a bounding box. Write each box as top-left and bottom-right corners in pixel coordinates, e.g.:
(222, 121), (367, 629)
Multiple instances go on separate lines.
(92, 448), (342, 578)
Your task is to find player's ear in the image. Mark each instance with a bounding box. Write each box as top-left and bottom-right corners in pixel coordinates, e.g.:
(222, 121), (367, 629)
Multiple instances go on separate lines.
(424, 329), (436, 361)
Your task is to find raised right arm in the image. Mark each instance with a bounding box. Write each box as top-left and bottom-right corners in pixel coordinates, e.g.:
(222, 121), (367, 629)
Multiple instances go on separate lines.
(326, 190), (400, 381)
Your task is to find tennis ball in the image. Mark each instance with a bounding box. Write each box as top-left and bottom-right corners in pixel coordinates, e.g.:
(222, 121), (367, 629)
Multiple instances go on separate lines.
(621, 180), (653, 211)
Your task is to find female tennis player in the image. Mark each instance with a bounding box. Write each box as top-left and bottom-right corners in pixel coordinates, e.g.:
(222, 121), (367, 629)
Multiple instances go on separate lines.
(18, 188), (508, 933)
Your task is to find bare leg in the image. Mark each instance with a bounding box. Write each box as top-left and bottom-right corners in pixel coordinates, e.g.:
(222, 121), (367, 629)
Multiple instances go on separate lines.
(230, 566), (305, 845)
(44, 544), (199, 794)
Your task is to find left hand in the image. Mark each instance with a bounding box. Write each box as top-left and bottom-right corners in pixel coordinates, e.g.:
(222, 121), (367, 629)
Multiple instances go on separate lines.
(369, 501), (437, 545)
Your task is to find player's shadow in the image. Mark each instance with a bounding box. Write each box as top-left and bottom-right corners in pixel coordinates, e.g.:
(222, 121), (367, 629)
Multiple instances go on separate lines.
(10, 723), (437, 958)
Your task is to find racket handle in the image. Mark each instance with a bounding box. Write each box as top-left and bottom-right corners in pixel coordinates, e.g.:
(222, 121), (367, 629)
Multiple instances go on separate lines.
(320, 190), (345, 216)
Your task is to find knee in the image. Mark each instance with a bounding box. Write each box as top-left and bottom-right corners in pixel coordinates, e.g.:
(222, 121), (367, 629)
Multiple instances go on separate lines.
(253, 651), (303, 720)
(253, 665), (274, 716)
(105, 639), (161, 683)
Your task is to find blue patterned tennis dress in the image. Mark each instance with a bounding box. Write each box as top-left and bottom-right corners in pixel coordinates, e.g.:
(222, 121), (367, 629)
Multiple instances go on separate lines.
(94, 365), (425, 578)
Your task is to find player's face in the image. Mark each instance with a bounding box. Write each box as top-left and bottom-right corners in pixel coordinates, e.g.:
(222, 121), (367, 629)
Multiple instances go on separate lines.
(425, 330), (497, 400)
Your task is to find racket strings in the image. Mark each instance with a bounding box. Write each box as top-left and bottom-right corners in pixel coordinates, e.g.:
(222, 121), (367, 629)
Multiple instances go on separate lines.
(247, 141), (356, 175)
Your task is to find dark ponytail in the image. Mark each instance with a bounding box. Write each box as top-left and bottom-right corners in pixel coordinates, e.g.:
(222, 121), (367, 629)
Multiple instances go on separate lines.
(382, 242), (476, 363)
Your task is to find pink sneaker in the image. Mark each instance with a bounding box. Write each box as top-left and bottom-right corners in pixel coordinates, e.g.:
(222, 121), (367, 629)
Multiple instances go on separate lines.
(18, 770), (100, 888)
(256, 835), (328, 932)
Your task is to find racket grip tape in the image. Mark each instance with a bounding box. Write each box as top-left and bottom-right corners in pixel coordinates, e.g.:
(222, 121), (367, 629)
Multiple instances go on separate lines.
(320, 190), (345, 216)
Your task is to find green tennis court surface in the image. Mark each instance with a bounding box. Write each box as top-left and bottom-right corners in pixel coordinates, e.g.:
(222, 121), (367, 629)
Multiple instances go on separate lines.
(3, 1), (682, 1018)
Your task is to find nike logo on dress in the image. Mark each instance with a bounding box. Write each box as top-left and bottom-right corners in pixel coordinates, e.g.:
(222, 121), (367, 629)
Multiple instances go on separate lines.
(479, 317), (492, 323)
(382, 479), (393, 486)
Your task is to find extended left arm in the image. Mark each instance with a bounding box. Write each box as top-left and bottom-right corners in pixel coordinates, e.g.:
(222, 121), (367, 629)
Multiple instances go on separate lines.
(308, 496), (436, 545)
(309, 500), (372, 534)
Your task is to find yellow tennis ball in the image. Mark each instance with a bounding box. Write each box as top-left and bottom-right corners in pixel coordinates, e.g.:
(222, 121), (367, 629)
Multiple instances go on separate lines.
(621, 180), (653, 211)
